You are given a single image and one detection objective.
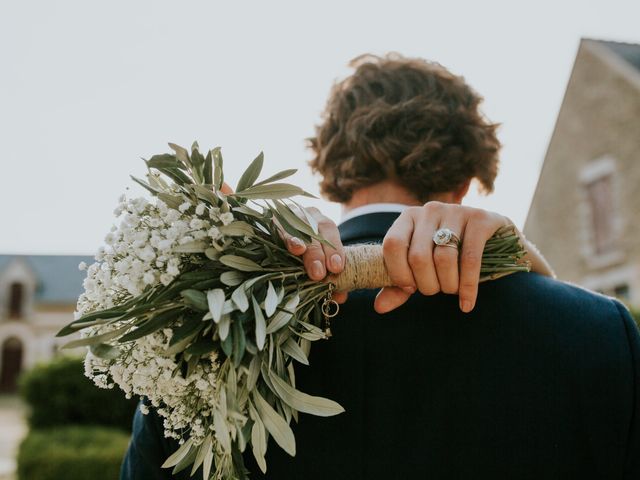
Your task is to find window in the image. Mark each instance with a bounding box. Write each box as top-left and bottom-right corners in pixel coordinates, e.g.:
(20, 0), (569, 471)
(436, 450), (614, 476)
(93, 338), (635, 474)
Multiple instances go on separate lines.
(585, 174), (615, 254)
(8, 282), (24, 319)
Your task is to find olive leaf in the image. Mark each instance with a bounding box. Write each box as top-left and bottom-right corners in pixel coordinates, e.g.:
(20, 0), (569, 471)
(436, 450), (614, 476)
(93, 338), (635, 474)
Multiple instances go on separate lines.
(118, 308), (182, 343)
(252, 168), (297, 187)
(269, 371), (344, 417)
(219, 314), (231, 341)
(252, 390), (296, 456)
(219, 255), (265, 272)
(231, 284), (250, 312)
(264, 281), (278, 317)
(89, 343), (121, 360)
(248, 400), (268, 473)
(266, 294), (300, 334)
(252, 295), (267, 351)
(213, 409), (232, 453)
(246, 354), (261, 391)
(220, 221), (254, 237)
(162, 437), (195, 469)
(173, 240), (208, 253)
(236, 151), (264, 191)
(130, 175), (160, 196)
(235, 183), (307, 200)
(220, 271), (244, 286)
(146, 153), (181, 170)
(61, 323), (131, 349)
(181, 289), (209, 311)
(212, 147), (224, 190)
(281, 337), (309, 365)
(202, 448), (214, 480)
(190, 434), (212, 475)
(206, 289), (225, 323)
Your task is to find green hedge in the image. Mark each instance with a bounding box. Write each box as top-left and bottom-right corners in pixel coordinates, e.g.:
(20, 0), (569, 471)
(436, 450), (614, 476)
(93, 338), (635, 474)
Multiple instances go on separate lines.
(631, 308), (640, 329)
(17, 425), (130, 480)
(19, 355), (138, 431)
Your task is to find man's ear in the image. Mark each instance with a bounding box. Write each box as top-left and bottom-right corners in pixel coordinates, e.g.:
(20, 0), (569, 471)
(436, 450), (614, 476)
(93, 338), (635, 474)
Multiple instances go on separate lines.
(453, 179), (472, 204)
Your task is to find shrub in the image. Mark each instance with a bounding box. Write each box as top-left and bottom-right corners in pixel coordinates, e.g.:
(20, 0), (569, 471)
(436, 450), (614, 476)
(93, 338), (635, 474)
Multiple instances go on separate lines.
(19, 355), (138, 431)
(17, 425), (130, 480)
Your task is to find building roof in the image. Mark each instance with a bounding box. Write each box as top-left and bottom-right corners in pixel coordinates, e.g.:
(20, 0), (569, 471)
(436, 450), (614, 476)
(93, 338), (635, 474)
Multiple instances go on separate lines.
(594, 39), (640, 72)
(0, 254), (94, 304)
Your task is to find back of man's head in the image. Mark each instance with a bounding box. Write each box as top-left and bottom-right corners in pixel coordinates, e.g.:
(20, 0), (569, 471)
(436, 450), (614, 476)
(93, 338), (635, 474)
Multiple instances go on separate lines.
(307, 52), (501, 204)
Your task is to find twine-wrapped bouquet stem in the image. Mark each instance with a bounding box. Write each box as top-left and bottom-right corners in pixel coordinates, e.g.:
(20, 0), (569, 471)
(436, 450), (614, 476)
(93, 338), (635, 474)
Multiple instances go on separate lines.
(332, 227), (529, 291)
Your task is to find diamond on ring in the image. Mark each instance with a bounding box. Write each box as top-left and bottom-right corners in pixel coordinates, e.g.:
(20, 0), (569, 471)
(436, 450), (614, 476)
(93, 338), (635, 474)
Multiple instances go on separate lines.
(433, 228), (460, 248)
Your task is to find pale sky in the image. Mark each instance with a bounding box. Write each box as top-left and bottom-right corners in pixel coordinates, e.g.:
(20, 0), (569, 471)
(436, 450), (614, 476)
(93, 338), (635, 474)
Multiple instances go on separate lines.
(1, 0), (638, 255)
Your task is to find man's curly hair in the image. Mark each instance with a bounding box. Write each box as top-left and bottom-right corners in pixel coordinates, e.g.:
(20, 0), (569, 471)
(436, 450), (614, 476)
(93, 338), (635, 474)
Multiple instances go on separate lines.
(307, 53), (501, 203)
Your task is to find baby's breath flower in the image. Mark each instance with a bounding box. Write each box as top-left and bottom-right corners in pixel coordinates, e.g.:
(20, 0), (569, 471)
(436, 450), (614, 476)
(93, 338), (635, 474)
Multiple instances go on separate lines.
(208, 226), (221, 239)
(104, 232), (117, 245)
(220, 212), (234, 225)
(143, 271), (155, 285)
(190, 218), (205, 230)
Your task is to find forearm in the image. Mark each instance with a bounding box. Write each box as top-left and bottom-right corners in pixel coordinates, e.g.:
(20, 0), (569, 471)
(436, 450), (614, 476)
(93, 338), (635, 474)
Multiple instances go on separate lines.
(515, 227), (556, 279)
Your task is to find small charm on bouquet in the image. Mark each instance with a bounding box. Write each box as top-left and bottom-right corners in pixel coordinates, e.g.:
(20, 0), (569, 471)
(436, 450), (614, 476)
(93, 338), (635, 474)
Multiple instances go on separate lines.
(321, 282), (340, 338)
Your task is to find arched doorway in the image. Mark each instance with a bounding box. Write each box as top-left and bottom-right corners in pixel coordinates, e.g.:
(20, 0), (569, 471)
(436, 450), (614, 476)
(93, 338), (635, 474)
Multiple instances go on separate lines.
(0, 337), (24, 393)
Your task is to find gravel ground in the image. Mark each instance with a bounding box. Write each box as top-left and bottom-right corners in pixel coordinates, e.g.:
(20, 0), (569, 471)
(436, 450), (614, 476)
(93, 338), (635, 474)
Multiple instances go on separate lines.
(0, 395), (27, 480)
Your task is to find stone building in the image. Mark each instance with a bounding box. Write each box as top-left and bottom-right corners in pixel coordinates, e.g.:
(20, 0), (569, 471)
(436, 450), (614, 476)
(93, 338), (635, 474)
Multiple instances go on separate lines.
(0, 254), (92, 392)
(524, 38), (640, 306)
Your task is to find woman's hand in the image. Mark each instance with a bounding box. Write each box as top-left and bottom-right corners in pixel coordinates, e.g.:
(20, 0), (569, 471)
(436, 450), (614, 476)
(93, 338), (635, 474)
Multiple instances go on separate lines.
(276, 206), (349, 304)
(221, 184), (348, 301)
(376, 201), (554, 314)
(257, 191), (553, 313)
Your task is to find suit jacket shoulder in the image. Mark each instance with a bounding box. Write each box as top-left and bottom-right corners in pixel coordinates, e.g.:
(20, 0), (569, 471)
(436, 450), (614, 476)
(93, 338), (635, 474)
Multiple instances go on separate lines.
(333, 271), (640, 479)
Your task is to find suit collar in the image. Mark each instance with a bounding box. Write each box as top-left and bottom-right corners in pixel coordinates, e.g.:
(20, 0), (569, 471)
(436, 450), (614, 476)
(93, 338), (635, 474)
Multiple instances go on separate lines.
(338, 212), (401, 244)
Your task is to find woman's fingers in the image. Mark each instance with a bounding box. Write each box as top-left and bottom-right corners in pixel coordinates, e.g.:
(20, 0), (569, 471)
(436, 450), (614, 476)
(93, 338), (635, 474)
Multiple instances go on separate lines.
(303, 238), (328, 280)
(306, 207), (345, 275)
(284, 234), (307, 256)
(279, 207), (344, 281)
(374, 286), (411, 314)
(273, 214), (308, 257)
(274, 206), (344, 280)
(220, 182), (234, 195)
(431, 208), (465, 295)
(458, 213), (508, 313)
(333, 291), (349, 304)
(382, 212), (418, 293)
(407, 206), (440, 296)
(375, 202), (518, 315)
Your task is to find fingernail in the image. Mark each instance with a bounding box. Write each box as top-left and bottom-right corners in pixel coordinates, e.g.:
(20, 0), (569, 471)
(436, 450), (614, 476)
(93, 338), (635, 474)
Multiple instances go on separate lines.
(402, 286), (416, 294)
(311, 260), (325, 279)
(330, 254), (342, 270)
(461, 300), (473, 313)
(375, 297), (390, 314)
(290, 237), (305, 248)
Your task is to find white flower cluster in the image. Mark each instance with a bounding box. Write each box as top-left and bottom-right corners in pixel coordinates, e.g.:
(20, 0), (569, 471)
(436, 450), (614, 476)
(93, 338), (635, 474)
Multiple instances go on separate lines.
(85, 326), (220, 444)
(76, 193), (233, 318)
(76, 190), (235, 445)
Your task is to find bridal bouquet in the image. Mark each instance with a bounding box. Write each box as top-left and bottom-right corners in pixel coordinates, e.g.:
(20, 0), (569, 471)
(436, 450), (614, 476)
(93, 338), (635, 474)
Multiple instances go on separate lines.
(58, 142), (530, 480)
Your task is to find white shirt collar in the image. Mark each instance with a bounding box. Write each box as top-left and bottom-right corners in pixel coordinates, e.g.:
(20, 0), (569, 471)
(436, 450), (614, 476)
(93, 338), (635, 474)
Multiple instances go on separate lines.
(339, 203), (409, 225)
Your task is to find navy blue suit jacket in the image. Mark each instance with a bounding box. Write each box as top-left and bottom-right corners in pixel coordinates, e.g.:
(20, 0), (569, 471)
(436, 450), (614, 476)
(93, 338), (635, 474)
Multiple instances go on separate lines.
(121, 212), (640, 479)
